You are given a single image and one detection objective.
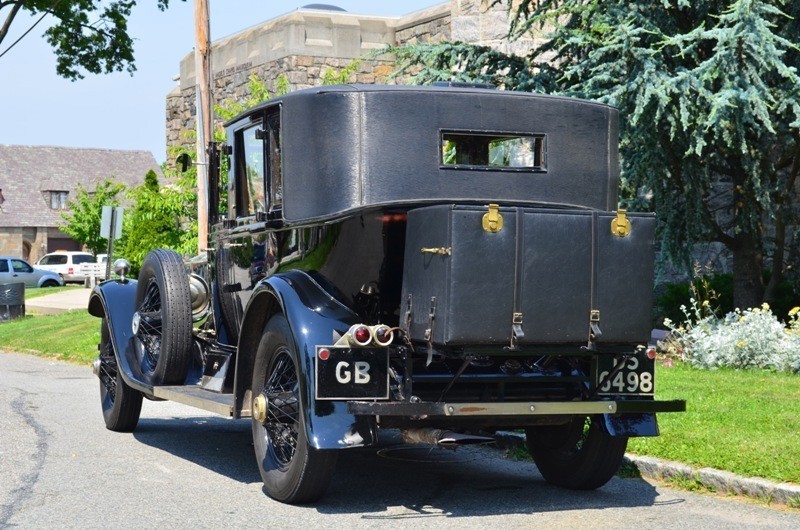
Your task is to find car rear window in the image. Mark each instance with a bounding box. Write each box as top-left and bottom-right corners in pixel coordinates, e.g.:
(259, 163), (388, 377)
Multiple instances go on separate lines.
(0, 260), (8, 273)
(441, 131), (546, 171)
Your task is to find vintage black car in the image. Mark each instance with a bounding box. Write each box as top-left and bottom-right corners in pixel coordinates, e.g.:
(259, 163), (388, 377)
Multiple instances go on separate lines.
(89, 84), (685, 504)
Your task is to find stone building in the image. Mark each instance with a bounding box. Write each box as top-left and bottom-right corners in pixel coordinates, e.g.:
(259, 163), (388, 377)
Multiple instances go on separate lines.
(166, 0), (545, 150)
(0, 145), (161, 262)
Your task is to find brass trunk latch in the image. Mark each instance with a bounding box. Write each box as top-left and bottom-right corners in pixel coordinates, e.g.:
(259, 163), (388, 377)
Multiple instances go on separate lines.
(482, 203), (504, 233)
(421, 247), (451, 255)
(611, 210), (631, 237)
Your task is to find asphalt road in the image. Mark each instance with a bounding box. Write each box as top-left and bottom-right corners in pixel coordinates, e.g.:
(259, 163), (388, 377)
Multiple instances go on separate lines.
(2, 352), (799, 529)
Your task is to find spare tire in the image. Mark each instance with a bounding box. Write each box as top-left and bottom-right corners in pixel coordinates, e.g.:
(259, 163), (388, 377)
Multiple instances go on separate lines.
(133, 249), (193, 385)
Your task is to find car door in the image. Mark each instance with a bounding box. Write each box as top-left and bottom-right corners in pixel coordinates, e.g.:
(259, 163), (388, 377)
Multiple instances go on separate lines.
(10, 259), (38, 287)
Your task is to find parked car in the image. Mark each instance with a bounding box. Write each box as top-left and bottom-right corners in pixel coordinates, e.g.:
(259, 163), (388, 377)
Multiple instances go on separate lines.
(0, 256), (64, 287)
(88, 84), (685, 504)
(36, 251), (94, 283)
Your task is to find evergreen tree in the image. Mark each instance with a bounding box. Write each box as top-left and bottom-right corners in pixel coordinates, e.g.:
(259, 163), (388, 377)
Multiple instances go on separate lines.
(393, 0), (800, 309)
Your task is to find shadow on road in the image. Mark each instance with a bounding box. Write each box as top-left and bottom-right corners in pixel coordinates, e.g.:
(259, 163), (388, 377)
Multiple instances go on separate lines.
(133, 416), (260, 484)
(132, 414), (668, 518)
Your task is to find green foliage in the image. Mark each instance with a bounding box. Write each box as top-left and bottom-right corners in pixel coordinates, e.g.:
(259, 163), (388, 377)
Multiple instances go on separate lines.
(60, 179), (125, 255)
(215, 73), (290, 121)
(144, 168), (159, 190)
(321, 59), (361, 85)
(396, 0), (800, 308)
(387, 42), (547, 91)
(657, 271), (799, 325)
(1, 1), (180, 80)
(120, 150), (197, 274)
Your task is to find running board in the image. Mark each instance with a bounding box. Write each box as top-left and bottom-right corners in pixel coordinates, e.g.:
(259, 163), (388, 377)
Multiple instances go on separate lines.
(151, 385), (235, 417)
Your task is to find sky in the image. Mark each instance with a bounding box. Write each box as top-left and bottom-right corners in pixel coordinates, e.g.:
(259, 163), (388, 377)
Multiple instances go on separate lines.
(0, 0), (441, 163)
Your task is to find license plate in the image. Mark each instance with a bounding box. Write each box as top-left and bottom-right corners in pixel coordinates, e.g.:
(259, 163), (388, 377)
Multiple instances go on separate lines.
(596, 353), (654, 396)
(315, 346), (390, 400)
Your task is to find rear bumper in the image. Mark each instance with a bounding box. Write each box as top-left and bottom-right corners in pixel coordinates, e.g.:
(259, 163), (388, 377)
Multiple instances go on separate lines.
(347, 399), (686, 417)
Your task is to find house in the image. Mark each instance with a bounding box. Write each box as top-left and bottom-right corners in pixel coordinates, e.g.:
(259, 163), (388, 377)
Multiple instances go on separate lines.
(0, 145), (162, 262)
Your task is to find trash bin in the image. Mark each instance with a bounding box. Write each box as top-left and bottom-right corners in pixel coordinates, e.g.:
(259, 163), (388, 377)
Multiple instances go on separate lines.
(0, 282), (25, 322)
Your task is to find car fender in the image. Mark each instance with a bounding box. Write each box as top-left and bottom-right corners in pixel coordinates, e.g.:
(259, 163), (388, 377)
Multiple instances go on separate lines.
(36, 272), (64, 287)
(234, 269), (378, 450)
(88, 279), (153, 395)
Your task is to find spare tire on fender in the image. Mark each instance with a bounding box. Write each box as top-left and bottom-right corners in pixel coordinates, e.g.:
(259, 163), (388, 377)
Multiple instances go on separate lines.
(133, 249), (193, 385)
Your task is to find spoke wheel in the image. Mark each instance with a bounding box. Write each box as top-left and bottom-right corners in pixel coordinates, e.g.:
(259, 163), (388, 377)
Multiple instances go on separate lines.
(262, 351), (300, 467)
(133, 249), (192, 385)
(251, 315), (337, 504)
(526, 415), (627, 490)
(98, 319), (142, 432)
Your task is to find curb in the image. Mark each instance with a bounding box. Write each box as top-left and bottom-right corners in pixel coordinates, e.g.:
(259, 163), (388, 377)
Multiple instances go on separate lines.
(493, 431), (800, 506)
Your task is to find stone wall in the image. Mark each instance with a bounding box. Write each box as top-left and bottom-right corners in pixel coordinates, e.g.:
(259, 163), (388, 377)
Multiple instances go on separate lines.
(0, 227), (52, 263)
(0, 228), (23, 257)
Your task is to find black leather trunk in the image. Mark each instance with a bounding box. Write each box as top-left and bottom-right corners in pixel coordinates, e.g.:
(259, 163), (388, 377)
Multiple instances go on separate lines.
(401, 205), (655, 347)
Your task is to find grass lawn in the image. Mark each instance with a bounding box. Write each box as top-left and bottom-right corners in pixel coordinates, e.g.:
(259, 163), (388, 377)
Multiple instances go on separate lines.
(629, 362), (800, 484)
(24, 285), (83, 300)
(0, 311), (99, 363)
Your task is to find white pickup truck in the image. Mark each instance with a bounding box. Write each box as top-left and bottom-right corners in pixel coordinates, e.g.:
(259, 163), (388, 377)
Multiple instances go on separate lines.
(79, 254), (109, 283)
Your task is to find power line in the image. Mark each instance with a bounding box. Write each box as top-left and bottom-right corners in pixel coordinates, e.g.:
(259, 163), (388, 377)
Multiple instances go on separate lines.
(0, 0), (64, 60)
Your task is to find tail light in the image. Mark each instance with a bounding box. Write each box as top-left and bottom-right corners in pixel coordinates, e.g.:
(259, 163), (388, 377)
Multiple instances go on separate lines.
(68, 267), (74, 275)
(371, 325), (394, 346)
(347, 324), (372, 347)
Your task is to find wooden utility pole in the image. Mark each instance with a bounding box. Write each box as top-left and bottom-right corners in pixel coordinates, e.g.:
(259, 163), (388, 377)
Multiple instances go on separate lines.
(194, 0), (211, 254)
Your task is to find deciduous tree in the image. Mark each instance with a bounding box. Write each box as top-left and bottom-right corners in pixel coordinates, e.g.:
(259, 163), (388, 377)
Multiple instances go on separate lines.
(0, 1), (182, 80)
(60, 179), (125, 255)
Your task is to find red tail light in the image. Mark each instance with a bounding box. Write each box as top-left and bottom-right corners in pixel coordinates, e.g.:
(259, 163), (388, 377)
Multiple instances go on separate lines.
(68, 267), (74, 274)
(347, 324), (372, 347)
(372, 325), (394, 346)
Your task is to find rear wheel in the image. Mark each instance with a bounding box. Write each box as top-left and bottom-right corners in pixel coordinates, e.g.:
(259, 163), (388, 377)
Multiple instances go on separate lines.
(251, 315), (337, 504)
(98, 319), (142, 432)
(41, 279), (59, 287)
(526, 415), (627, 490)
(133, 249), (193, 385)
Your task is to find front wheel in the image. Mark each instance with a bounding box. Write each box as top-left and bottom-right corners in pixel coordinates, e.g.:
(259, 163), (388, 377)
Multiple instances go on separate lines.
(98, 319), (143, 432)
(251, 315), (337, 504)
(526, 415), (627, 490)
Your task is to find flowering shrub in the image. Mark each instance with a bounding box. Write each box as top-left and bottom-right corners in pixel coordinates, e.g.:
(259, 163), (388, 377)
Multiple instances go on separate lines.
(662, 303), (800, 374)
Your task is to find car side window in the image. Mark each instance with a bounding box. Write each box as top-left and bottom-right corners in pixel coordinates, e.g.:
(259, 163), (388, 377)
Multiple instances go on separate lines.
(42, 255), (67, 265)
(11, 260), (33, 273)
(236, 122), (266, 217)
(0, 260), (8, 273)
(73, 255), (93, 265)
(266, 109), (282, 214)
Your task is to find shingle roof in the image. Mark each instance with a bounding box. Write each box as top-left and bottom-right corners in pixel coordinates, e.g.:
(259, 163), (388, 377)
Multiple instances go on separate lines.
(0, 145), (163, 228)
